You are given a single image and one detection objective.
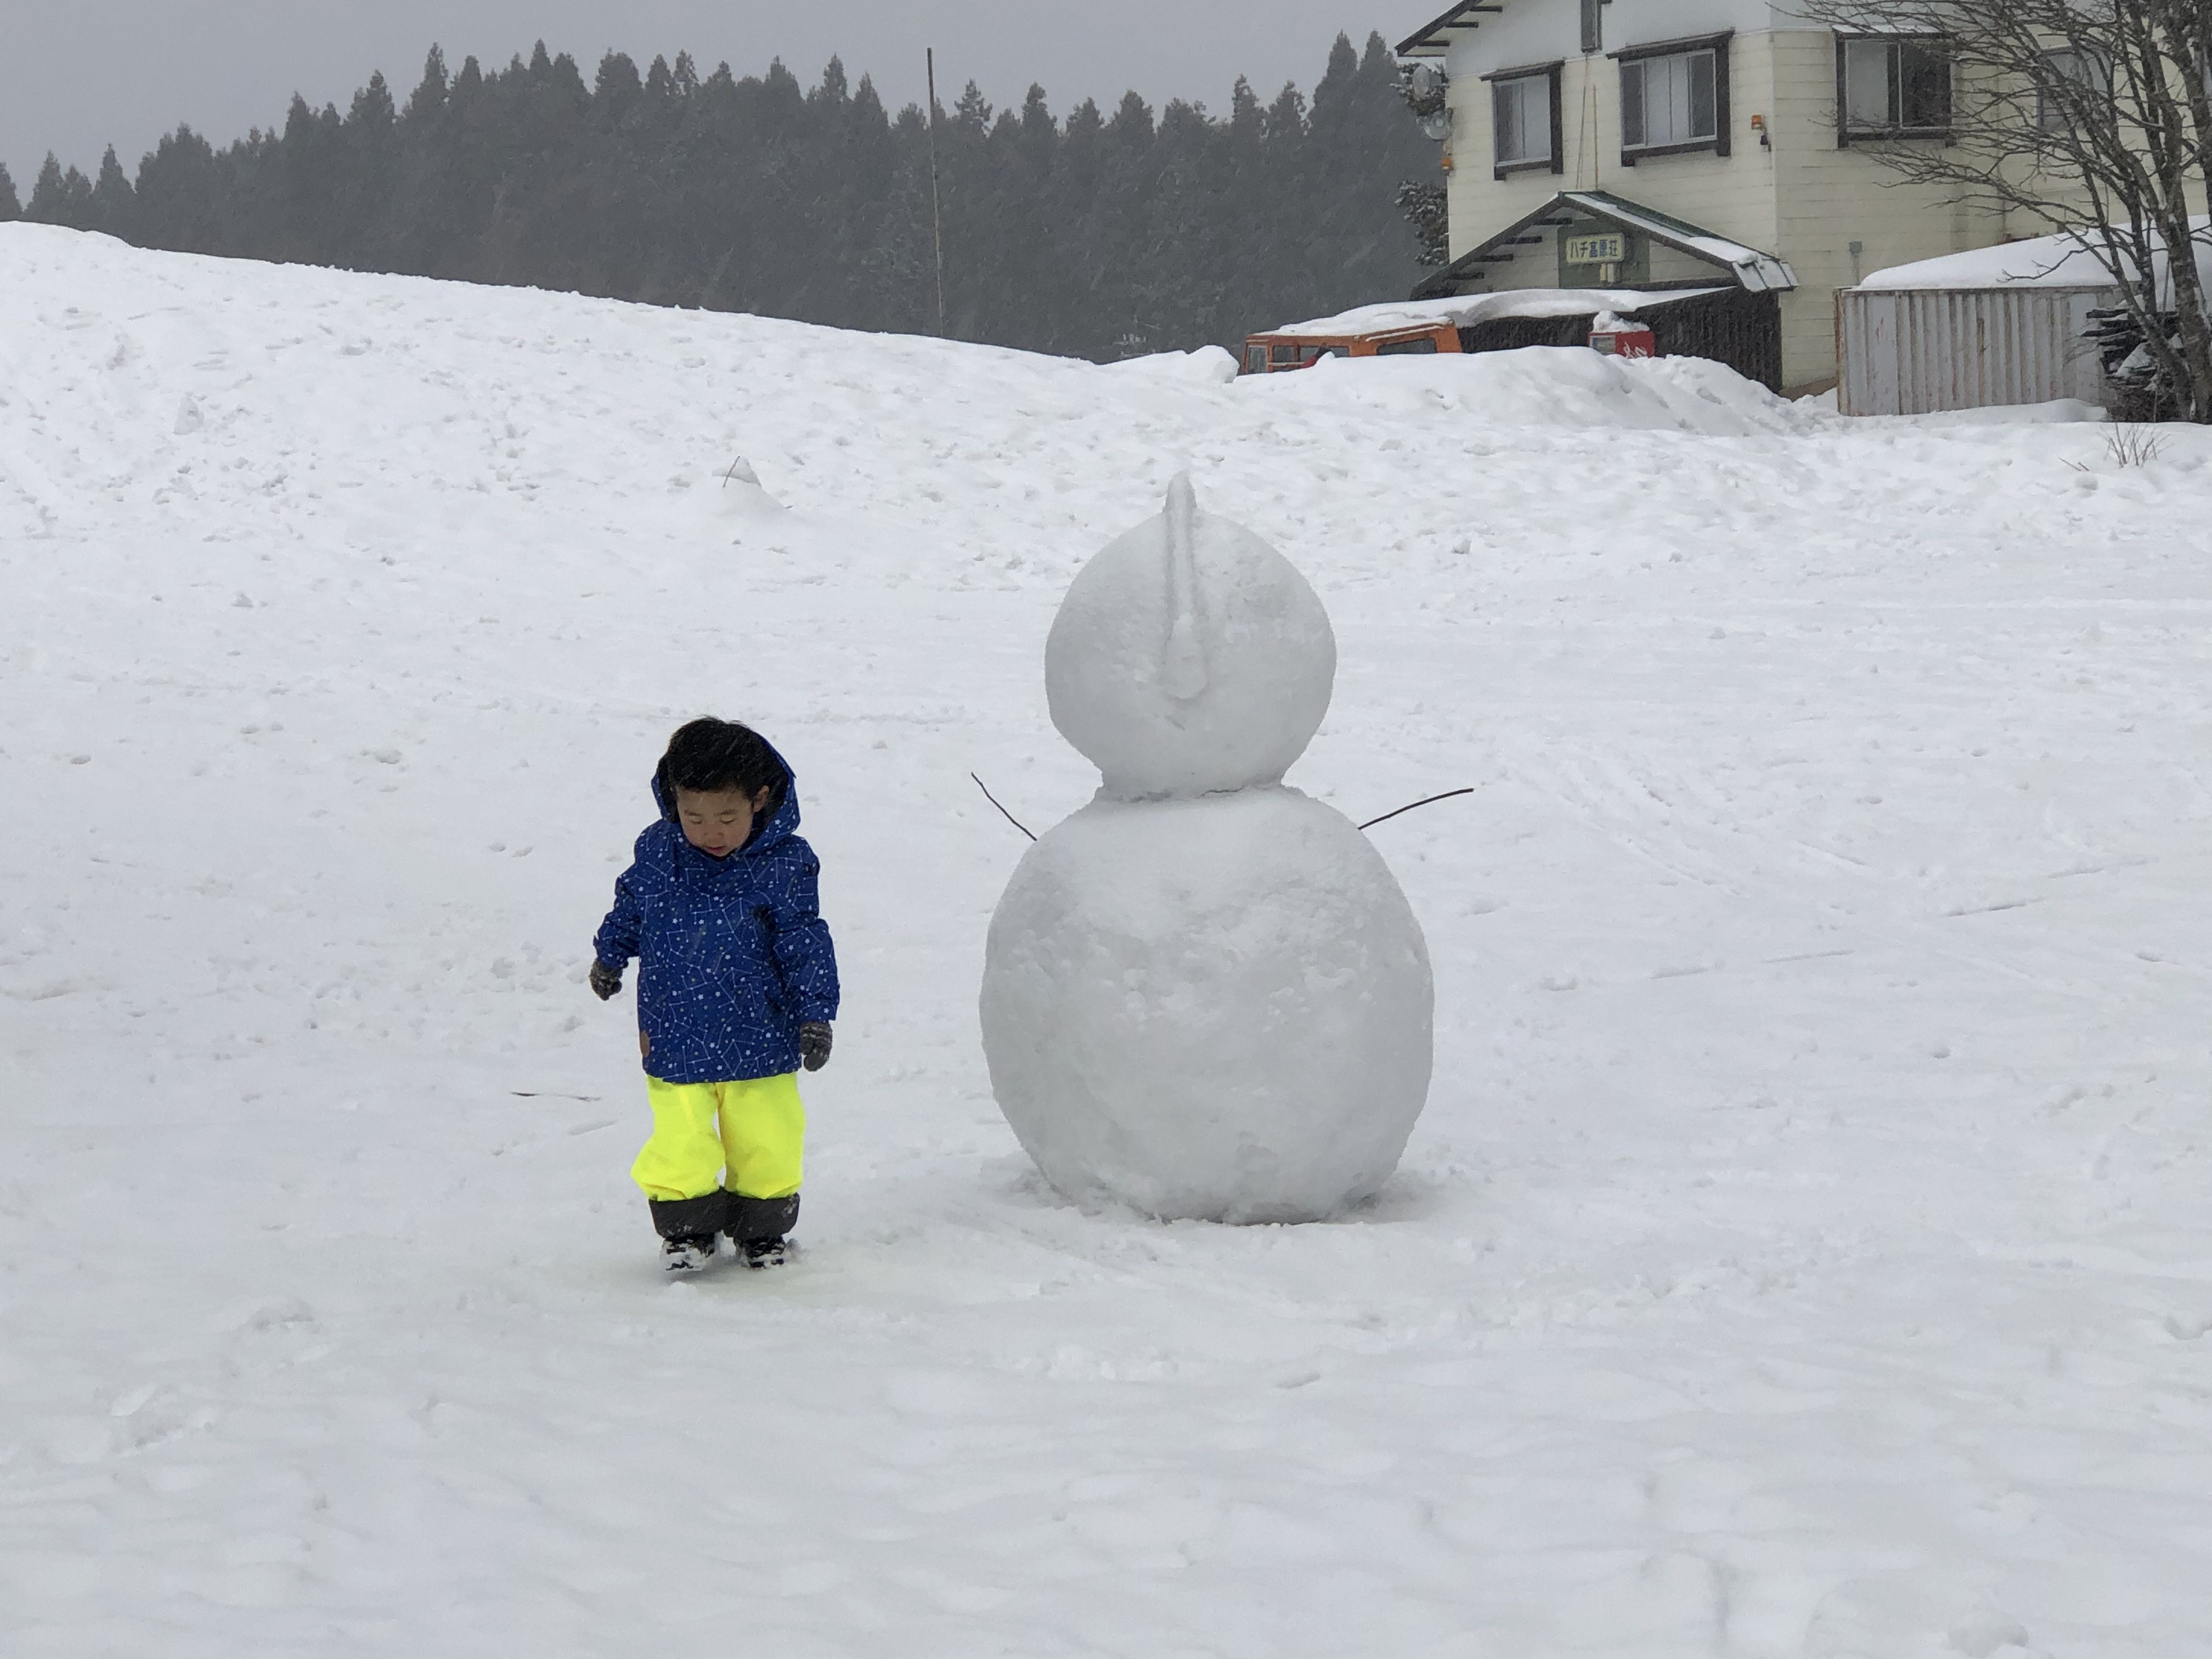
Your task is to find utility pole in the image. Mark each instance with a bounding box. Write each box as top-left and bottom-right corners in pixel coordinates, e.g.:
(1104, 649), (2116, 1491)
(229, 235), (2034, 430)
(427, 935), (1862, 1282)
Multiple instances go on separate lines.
(926, 48), (949, 337)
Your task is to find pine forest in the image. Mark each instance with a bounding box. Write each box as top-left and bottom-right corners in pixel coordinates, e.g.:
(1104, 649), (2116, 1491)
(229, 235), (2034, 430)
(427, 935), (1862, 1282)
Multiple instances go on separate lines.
(0, 32), (1437, 362)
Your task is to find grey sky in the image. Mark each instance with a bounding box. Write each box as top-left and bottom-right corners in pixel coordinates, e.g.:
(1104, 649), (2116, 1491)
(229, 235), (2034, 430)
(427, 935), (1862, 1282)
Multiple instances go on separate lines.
(3, 2), (1395, 191)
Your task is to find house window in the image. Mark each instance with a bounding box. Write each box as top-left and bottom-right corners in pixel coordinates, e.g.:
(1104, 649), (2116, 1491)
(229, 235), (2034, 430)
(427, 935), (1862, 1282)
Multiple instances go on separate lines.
(1483, 61), (1565, 178)
(1581, 0), (1602, 55)
(1624, 51), (1717, 148)
(1838, 35), (1951, 139)
(1612, 33), (1731, 162)
(2037, 47), (2108, 131)
(1493, 74), (1552, 168)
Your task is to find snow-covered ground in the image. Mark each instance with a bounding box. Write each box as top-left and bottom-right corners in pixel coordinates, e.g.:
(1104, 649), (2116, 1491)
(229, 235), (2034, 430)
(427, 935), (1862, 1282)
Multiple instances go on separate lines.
(3, 224), (2209, 1658)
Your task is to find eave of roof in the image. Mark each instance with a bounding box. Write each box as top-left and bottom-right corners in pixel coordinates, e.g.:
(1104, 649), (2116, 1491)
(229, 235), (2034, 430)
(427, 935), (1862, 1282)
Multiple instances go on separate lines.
(1412, 190), (1799, 298)
(1397, 1), (1506, 58)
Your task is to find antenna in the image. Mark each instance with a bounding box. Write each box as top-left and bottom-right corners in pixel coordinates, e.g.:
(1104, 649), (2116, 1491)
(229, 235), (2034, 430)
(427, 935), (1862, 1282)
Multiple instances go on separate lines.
(927, 48), (949, 337)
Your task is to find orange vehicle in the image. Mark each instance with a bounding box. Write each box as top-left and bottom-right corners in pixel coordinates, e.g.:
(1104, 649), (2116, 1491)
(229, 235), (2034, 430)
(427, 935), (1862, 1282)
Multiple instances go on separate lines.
(1241, 300), (1469, 374)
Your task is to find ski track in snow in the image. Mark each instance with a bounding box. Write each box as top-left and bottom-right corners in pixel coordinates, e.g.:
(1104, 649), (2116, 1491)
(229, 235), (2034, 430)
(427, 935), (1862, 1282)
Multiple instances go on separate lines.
(2, 224), (2209, 1657)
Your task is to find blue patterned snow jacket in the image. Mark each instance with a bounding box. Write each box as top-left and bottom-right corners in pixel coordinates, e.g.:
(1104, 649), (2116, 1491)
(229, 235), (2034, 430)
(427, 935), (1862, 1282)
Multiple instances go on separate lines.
(592, 743), (840, 1084)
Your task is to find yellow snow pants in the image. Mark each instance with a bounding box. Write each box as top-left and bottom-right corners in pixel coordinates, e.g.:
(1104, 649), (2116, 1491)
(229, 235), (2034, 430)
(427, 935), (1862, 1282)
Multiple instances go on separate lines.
(630, 1074), (805, 1203)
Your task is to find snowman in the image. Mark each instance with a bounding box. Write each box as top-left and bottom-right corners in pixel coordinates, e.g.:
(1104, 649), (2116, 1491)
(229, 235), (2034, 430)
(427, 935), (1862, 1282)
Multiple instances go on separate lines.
(980, 477), (1435, 1223)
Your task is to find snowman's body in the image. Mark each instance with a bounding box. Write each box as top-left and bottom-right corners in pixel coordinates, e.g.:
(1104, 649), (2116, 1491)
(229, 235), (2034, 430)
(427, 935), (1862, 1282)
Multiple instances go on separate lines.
(980, 479), (1435, 1223)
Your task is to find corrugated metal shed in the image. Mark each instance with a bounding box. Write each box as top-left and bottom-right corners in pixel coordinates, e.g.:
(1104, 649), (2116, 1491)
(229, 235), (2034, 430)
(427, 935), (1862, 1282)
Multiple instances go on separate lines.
(1837, 285), (2116, 416)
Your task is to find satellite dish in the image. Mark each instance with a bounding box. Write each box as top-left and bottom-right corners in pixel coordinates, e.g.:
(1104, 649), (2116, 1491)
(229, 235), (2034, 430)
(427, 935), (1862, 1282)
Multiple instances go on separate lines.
(1405, 62), (1451, 139)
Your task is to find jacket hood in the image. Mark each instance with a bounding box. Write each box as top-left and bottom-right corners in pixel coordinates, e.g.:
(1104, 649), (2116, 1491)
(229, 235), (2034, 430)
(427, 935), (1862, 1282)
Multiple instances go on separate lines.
(651, 736), (802, 859)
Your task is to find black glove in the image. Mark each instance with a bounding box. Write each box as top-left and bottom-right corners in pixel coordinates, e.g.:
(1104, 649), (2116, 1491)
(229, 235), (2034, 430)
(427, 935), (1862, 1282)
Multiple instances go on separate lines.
(799, 1021), (833, 1073)
(589, 960), (624, 1001)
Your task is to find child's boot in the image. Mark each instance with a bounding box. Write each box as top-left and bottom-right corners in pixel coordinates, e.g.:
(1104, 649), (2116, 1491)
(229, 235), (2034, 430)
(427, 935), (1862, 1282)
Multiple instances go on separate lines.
(662, 1235), (718, 1272)
(649, 1192), (730, 1273)
(726, 1192), (799, 1269)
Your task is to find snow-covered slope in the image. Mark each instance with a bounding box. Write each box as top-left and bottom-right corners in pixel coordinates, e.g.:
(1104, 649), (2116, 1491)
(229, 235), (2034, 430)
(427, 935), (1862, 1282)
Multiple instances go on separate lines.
(3, 225), (2209, 1658)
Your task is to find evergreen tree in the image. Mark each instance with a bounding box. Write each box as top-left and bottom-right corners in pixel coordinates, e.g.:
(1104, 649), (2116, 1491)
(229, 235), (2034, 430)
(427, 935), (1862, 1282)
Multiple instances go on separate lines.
(405, 45), (449, 121)
(133, 126), (223, 252)
(91, 145), (136, 236)
(0, 160), (20, 221)
(28, 154), (96, 228)
(27, 154), (64, 218)
(329, 70), (399, 267)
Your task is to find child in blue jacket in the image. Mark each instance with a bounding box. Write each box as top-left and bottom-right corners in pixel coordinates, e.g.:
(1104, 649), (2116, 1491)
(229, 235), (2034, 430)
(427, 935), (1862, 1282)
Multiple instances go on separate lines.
(591, 718), (840, 1271)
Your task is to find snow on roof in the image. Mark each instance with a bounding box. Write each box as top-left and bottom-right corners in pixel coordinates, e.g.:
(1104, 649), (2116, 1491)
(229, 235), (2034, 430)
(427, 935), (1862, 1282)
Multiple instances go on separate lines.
(1861, 218), (2212, 292)
(1267, 287), (1726, 339)
(1560, 193), (1798, 294)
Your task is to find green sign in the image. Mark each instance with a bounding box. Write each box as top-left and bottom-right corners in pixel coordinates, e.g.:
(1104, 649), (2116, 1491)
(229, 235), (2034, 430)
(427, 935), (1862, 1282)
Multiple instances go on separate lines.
(1563, 232), (1626, 266)
(1557, 219), (1648, 285)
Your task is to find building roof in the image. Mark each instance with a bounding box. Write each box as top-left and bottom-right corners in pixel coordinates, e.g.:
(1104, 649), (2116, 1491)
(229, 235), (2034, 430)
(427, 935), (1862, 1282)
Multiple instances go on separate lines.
(1398, 1), (1506, 59)
(1414, 191), (1798, 298)
(1859, 219), (2211, 293)
(1263, 287), (1727, 338)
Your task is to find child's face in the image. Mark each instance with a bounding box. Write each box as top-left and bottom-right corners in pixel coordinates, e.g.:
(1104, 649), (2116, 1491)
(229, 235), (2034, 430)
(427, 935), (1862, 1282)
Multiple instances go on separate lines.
(673, 785), (771, 859)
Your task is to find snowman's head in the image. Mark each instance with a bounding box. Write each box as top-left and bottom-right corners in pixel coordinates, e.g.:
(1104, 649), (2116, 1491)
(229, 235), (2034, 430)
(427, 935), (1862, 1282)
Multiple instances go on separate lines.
(1046, 477), (1336, 800)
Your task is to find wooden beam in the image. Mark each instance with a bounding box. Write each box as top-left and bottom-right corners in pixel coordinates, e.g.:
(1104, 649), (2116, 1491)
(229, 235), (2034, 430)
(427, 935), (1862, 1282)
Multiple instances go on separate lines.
(1397, 1), (1503, 55)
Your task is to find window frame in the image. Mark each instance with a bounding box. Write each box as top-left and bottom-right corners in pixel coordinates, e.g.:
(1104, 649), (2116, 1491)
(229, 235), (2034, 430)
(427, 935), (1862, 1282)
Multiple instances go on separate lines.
(2036, 45), (2109, 132)
(1481, 60), (1566, 179)
(1835, 32), (1953, 144)
(1610, 32), (1733, 165)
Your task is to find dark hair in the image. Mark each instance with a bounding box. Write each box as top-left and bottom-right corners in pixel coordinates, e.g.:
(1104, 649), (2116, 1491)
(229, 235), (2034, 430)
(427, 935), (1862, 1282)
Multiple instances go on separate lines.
(661, 718), (785, 805)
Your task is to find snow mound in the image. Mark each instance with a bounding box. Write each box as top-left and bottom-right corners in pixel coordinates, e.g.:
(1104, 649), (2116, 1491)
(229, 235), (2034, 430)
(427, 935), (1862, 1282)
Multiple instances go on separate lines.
(1902, 398), (2109, 428)
(1099, 345), (1240, 384)
(703, 455), (786, 520)
(1244, 345), (1814, 436)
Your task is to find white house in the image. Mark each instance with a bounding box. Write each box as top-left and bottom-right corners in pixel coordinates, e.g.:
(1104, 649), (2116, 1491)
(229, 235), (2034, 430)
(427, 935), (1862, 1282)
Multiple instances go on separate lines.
(1398, 0), (2023, 392)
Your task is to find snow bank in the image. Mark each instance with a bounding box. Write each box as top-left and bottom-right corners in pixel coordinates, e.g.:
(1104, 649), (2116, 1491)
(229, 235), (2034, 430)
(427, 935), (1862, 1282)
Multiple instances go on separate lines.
(1098, 344), (1240, 383)
(4, 221), (2211, 1659)
(1892, 397), (2109, 428)
(1245, 344), (1814, 436)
